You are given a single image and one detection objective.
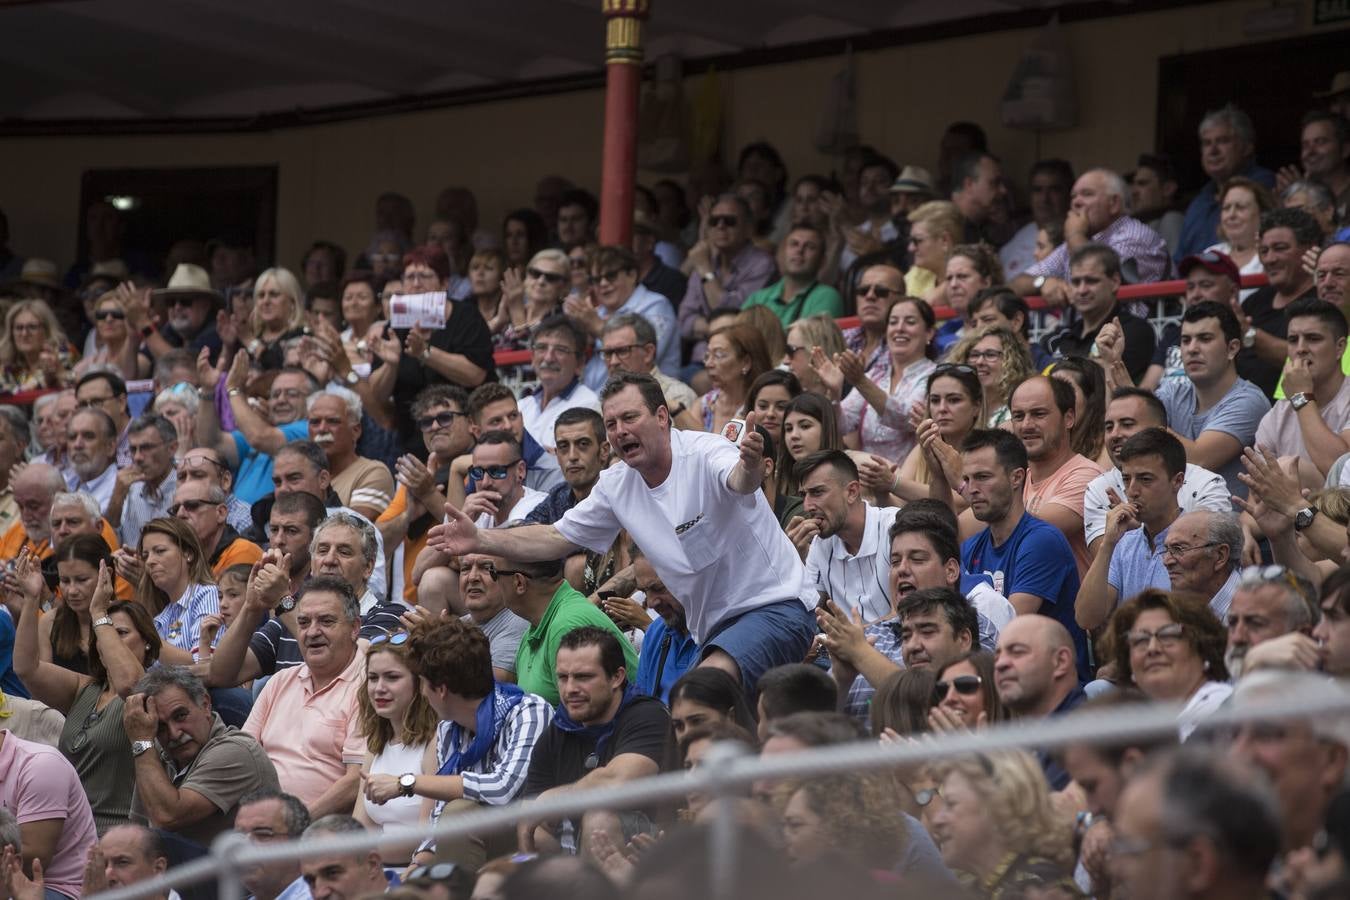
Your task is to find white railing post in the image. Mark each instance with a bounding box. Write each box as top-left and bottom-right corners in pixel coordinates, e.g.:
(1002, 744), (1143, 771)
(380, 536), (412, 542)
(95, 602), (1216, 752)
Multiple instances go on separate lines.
(703, 741), (747, 900)
(211, 832), (249, 900)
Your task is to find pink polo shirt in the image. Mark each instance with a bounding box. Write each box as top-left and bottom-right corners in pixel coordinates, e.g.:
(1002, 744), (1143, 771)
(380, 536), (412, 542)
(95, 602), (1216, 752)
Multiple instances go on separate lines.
(242, 648), (366, 810)
(1025, 453), (1104, 579)
(0, 731), (97, 898)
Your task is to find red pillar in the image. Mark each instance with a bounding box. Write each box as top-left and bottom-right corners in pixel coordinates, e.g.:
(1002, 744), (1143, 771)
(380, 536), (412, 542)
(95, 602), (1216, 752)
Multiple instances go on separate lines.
(598, 0), (649, 247)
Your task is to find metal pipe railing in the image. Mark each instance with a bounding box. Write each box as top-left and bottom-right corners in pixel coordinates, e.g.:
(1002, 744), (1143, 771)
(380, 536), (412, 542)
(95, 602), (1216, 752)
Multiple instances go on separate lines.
(91, 682), (1347, 900)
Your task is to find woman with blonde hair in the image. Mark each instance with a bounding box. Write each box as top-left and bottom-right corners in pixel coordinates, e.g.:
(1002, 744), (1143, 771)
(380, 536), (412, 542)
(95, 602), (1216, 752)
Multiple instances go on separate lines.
(239, 266), (306, 370)
(497, 248), (569, 350)
(905, 201), (964, 302)
(947, 325), (1036, 428)
(930, 750), (1081, 897)
(736, 303), (787, 364)
(783, 313), (845, 396)
(354, 632), (439, 865)
(152, 381), (199, 449)
(0, 299), (76, 392)
(133, 516), (220, 666)
(780, 772), (912, 870)
(74, 292), (151, 381)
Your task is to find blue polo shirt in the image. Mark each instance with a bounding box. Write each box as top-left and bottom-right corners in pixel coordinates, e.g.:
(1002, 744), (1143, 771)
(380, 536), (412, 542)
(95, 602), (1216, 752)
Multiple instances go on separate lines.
(962, 512), (1090, 682)
(633, 616), (700, 704)
(233, 420), (308, 504)
(1107, 523), (1172, 606)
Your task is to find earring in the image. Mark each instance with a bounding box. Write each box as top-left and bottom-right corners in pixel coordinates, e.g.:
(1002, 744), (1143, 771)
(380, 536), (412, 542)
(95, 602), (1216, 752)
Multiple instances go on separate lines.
(1203, 660), (1211, 671)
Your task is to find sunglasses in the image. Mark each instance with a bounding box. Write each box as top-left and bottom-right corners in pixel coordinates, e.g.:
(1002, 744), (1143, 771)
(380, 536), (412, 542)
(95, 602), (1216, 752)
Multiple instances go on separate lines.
(784, 343), (806, 356)
(469, 460), (521, 481)
(932, 675), (982, 705)
(590, 268), (627, 285)
(406, 863), (466, 884)
(169, 499), (222, 516)
(1239, 564), (1301, 590)
(857, 283), (898, 300)
(933, 363), (976, 376)
(416, 410), (464, 431)
(69, 708), (106, 752)
(709, 215), (739, 228)
(461, 560), (526, 581)
(94, 309), (127, 321)
(369, 631), (410, 647)
(526, 266), (566, 285)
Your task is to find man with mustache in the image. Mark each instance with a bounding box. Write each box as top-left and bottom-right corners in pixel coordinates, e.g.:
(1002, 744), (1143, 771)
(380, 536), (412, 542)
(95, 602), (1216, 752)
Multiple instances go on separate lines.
(242, 576), (366, 817)
(123, 666), (278, 849)
(305, 387), (393, 521)
(1223, 568), (1317, 678)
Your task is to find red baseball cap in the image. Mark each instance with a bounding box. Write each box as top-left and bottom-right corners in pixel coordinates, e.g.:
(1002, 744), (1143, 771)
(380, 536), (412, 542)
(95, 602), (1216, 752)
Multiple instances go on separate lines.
(1178, 249), (1241, 285)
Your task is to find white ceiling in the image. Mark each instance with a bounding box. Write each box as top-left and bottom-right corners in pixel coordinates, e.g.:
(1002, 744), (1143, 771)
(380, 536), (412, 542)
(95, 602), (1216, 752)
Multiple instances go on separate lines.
(0, 0), (1103, 124)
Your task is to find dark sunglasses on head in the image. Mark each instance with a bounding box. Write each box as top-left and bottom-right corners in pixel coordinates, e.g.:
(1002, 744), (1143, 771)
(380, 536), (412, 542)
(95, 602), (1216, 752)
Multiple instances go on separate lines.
(934, 363), (976, 376)
(369, 631), (410, 647)
(416, 410), (464, 431)
(857, 283), (898, 300)
(469, 460), (521, 481)
(94, 309), (127, 321)
(406, 863), (467, 884)
(526, 266), (566, 285)
(931, 675), (982, 706)
(169, 499), (221, 516)
(709, 214), (739, 228)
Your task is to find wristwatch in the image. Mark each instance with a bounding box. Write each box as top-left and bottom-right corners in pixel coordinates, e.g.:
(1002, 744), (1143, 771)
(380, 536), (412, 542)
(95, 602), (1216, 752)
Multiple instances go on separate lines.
(274, 594), (296, 617)
(131, 740), (155, 758)
(701, 270), (717, 284)
(399, 773), (418, 797)
(140, 324), (156, 339)
(344, 370), (360, 386)
(1032, 275), (1047, 292)
(420, 345), (433, 362)
(227, 388), (242, 399)
(1242, 326), (1257, 348)
(1295, 506), (1318, 531)
(1291, 392), (1312, 411)
(93, 615), (114, 629)
(246, 338), (264, 358)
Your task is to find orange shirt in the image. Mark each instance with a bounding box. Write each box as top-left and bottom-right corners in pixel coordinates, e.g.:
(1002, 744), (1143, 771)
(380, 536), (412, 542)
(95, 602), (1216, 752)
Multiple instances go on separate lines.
(1, 519), (134, 599)
(211, 538), (264, 577)
(377, 484), (427, 606)
(1024, 453), (1104, 579)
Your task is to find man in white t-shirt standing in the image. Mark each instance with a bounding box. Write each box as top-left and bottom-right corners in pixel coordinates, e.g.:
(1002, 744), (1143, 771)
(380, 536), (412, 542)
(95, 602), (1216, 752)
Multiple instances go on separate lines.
(429, 372), (816, 694)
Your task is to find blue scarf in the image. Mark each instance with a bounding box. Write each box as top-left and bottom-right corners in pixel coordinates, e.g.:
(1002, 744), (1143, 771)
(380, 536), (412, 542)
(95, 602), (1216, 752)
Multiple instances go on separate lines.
(438, 682), (526, 776)
(551, 683), (640, 762)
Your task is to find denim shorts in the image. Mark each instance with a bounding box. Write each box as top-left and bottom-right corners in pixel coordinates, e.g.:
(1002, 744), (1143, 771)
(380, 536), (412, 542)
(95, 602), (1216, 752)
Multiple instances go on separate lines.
(701, 598), (818, 699)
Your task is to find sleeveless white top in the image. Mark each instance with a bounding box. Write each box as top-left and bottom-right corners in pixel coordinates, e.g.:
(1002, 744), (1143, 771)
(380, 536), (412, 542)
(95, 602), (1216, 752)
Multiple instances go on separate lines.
(366, 741), (429, 832)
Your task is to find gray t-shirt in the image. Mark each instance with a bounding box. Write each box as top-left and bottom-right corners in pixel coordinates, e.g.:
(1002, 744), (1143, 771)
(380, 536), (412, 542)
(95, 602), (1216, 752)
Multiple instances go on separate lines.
(464, 607), (530, 675)
(1158, 377), (1270, 498)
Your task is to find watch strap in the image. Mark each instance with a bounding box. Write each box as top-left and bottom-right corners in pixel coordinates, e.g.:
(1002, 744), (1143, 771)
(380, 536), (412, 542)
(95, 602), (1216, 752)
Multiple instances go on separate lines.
(131, 740), (155, 757)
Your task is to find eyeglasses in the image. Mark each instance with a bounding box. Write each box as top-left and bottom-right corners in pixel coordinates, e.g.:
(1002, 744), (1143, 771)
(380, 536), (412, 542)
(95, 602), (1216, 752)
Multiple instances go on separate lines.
(269, 388), (307, 401)
(168, 296), (199, 309)
(1161, 541), (1218, 559)
(77, 395), (119, 409)
(369, 631), (410, 647)
(403, 270), (439, 285)
(11, 322), (43, 334)
(169, 499), (222, 516)
(461, 560), (525, 580)
(911, 787), (937, 807)
(68, 708), (106, 752)
(600, 344), (644, 360)
(933, 363), (976, 377)
(1239, 564), (1302, 591)
(965, 349), (1002, 362)
(469, 460), (521, 481)
(406, 863), (466, 884)
(590, 268), (627, 285)
(709, 215), (739, 228)
(416, 410), (465, 431)
(784, 343), (806, 357)
(857, 283), (898, 300)
(530, 341), (578, 356)
(931, 675), (982, 706)
(180, 455), (225, 471)
(94, 309), (127, 321)
(1126, 622), (1186, 651)
(526, 266), (566, 285)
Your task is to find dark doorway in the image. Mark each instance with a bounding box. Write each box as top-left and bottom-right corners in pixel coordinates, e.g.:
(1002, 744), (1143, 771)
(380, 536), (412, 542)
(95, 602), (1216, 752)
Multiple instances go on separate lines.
(76, 165), (278, 280)
(1156, 30), (1348, 196)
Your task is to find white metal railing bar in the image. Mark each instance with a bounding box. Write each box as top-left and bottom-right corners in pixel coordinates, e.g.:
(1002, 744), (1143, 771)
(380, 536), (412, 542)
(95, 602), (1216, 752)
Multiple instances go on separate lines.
(90, 684), (1350, 900)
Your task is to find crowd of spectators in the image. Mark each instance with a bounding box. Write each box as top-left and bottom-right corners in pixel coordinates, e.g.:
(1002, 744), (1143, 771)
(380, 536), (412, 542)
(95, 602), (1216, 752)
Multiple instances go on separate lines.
(3, 79), (1350, 900)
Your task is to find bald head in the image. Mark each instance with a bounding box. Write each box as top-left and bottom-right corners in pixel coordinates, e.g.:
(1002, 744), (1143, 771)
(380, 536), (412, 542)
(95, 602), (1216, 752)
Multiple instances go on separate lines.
(994, 614), (1078, 717)
(13, 462), (66, 542)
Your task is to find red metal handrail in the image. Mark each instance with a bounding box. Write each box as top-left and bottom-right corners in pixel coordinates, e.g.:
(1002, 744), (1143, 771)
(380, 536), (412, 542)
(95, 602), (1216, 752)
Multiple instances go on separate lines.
(0, 273), (1273, 405)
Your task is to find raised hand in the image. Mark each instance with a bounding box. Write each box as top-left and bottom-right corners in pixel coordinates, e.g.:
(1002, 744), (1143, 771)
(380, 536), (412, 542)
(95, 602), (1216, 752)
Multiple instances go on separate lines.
(856, 454), (895, 496)
(502, 267), (525, 311)
(461, 488), (501, 523)
(784, 515), (821, 560)
(394, 454), (436, 500)
(815, 601), (870, 665)
(601, 594), (650, 632)
(736, 410), (764, 473)
(405, 324), (431, 361)
(89, 559), (116, 619)
(836, 348), (868, 386)
(1102, 487), (1140, 545)
(809, 346), (845, 400)
(198, 614), (224, 653)
(1, 846), (44, 900)
(1237, 446), (1303, 518)
(1274, 163), (1304, 196)
(426, 502), (484, 556)
(1282, 356), (1316, 398)
(225, 346), (251, 392)
(1094, 317), (1125, 365)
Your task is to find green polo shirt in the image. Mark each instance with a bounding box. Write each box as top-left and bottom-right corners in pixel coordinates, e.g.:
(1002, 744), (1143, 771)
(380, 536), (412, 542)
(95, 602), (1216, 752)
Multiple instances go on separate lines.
(514, 581), (639, 705)
(742, 279), (844, 329)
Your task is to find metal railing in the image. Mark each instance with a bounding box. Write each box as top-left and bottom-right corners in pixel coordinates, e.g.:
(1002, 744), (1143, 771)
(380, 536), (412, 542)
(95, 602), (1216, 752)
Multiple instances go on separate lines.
(92, 681), (1347, 900)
